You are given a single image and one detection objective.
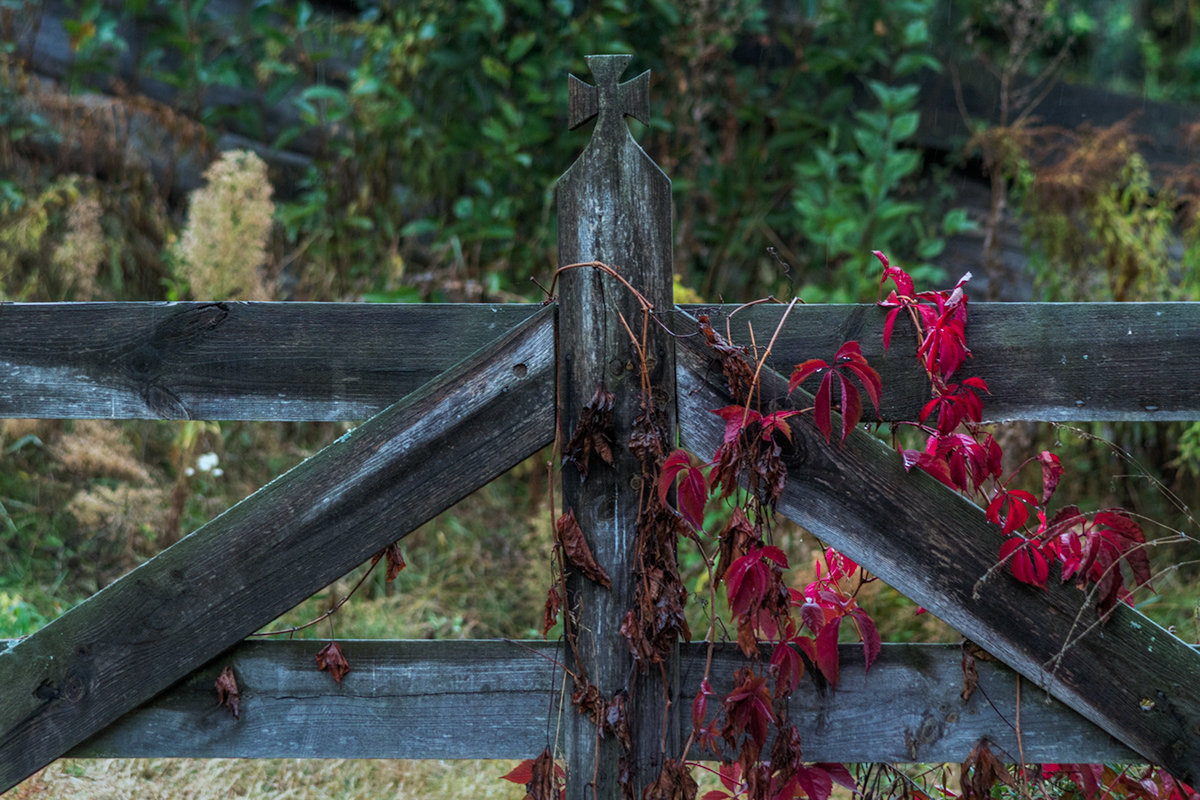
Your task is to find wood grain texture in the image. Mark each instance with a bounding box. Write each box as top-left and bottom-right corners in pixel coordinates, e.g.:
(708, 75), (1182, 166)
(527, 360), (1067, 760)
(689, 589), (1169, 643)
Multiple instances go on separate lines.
(0, 301), (540, 420)
(676, 316), (1200, 783)
(54, 640), (1136, 764)
(693, 301), (1200, 422)
(557, 54), (679, 799)
(1, 301), (1197, 422)
(0, 307), (556, 794)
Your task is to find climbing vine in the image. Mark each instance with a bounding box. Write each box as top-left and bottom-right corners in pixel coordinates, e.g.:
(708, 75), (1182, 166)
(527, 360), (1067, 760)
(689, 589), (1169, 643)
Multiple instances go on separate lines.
(505, 252), (1191, 800)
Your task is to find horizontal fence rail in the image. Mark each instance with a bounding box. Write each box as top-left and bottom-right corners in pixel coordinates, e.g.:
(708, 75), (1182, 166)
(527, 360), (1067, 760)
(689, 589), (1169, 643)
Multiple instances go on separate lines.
(1, 301), (1197, 421)
(39, 639), (1138, 765)
(0, 302), (542, 420)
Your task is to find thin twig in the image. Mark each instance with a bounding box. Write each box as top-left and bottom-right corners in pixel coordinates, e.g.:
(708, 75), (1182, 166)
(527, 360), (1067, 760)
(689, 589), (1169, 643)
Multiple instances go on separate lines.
(251, 557), (379, 637)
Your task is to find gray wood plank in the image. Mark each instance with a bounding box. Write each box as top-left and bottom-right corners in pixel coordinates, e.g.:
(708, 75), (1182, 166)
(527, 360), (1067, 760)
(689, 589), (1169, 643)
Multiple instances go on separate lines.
(556, 54), (680, 799)
(55, 640), (1136, 764)
(0, 306), (556, 794)
(0, 301), (541, 420)
(676, 317), (1200, 783)
(2, 302), (1198, 422)
(697, 301), (1200, 422)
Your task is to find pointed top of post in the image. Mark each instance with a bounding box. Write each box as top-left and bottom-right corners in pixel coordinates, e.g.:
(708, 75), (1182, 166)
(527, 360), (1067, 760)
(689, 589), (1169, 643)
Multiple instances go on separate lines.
(568, 54), (650, 135)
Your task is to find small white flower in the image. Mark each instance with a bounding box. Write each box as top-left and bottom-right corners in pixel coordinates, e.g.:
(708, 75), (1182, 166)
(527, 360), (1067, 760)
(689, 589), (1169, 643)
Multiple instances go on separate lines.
(212, 468), (224, 477)
(196, 452), (220, 473)
(185, 467), (195, 477)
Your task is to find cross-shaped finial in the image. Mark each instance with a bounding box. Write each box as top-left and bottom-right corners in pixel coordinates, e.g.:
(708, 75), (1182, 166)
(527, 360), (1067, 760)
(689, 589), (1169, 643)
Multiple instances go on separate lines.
(568, 54), (650, 131)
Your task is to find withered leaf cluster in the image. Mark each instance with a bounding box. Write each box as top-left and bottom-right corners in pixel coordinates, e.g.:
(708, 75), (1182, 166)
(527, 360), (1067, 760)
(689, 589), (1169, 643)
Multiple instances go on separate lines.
(642, 759), (698, 800)
(571, 678), (632, 751)
(622, 397), (690, 669)
(960, 740), (1016, 800)
(699, 316), (756, 406)
(562, 386), (616, 482)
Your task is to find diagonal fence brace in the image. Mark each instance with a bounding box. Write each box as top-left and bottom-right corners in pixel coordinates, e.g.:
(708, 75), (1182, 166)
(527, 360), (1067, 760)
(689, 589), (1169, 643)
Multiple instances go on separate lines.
(675, 312), (1200, 784)
(0, 306), (556, 793)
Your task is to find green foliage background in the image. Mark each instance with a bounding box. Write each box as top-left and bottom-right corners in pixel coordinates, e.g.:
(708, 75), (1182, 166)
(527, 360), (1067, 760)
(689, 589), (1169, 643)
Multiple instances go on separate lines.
(5, 0), (1200, 796)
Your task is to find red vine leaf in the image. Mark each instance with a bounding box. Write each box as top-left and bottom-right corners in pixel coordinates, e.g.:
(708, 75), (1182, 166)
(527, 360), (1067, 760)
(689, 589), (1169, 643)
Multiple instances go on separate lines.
(999, 536), (1051, 589)
(789, 341), (881, 444)
(214, 665), (240, 720)
(692, 678), (716, 735)
(723, 546), (787, 618)
(555, 509), (612, 589)
(712, 405), (760, 445)
(721, 669), (774, 749)
(850, 607), (881, 673)
(1038, 450), (1063, 505)
(769, 641), (806, 696)
(986, 488), (1038, 535)
(814, 619), (841, 688)
(1047, 505), (1152, 617)
(919, 377), (989, 434)
(315, 641), (350, 684)
(659, 449), (709, 530)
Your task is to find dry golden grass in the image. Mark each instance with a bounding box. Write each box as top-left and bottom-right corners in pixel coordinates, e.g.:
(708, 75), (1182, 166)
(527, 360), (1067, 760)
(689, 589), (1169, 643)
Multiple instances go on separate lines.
(15, 758), (525, 799)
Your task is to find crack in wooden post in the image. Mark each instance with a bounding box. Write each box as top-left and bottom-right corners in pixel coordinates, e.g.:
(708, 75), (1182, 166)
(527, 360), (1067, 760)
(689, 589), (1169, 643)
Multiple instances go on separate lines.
(557, 54), (678, 800)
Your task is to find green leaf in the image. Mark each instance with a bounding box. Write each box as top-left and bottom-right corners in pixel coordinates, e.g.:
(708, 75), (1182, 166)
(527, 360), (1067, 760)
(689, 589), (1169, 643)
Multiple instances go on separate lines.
(401, 218), (439, 237)
(895, 53), (942, 76)
(901, 19), (929, 47)
(300, 84), (347, 104)
(853, 127), (884, 161)
(942, 207), (979, 236)
(890, 111), (920, 141)
(481, 55), (511, 85)
(506, 32), (537, 62)
(883, 150), (921, 183)
(854, 109), (890, 135)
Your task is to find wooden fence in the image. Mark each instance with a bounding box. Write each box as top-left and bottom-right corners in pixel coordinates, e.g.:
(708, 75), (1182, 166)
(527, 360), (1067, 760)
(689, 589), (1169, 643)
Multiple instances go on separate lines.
(3, 54), (1200, 797)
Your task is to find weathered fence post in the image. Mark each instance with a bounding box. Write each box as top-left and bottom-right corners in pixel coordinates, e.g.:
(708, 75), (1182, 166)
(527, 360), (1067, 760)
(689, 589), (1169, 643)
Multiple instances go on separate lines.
(557, 54), (678, 798)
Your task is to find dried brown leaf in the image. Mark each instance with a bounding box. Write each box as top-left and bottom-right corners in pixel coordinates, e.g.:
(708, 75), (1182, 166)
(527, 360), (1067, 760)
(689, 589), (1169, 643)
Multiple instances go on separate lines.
(542, 585), (562, 636)
(572, 676), (606, 726)
(371, 541), (407, 582)
(562, 386), (616, 482)
(214, 665), (240, 720)
(629, 400), (667, 471)
(699, 315), (756, 405)
(960, 740), (1015, 800)
(604, 691), (632, 750)
(315, 640), (350, 684)
(642, 759), (698, 800)
(960, 648), (979, 702)
(556, 509), (612, 588)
